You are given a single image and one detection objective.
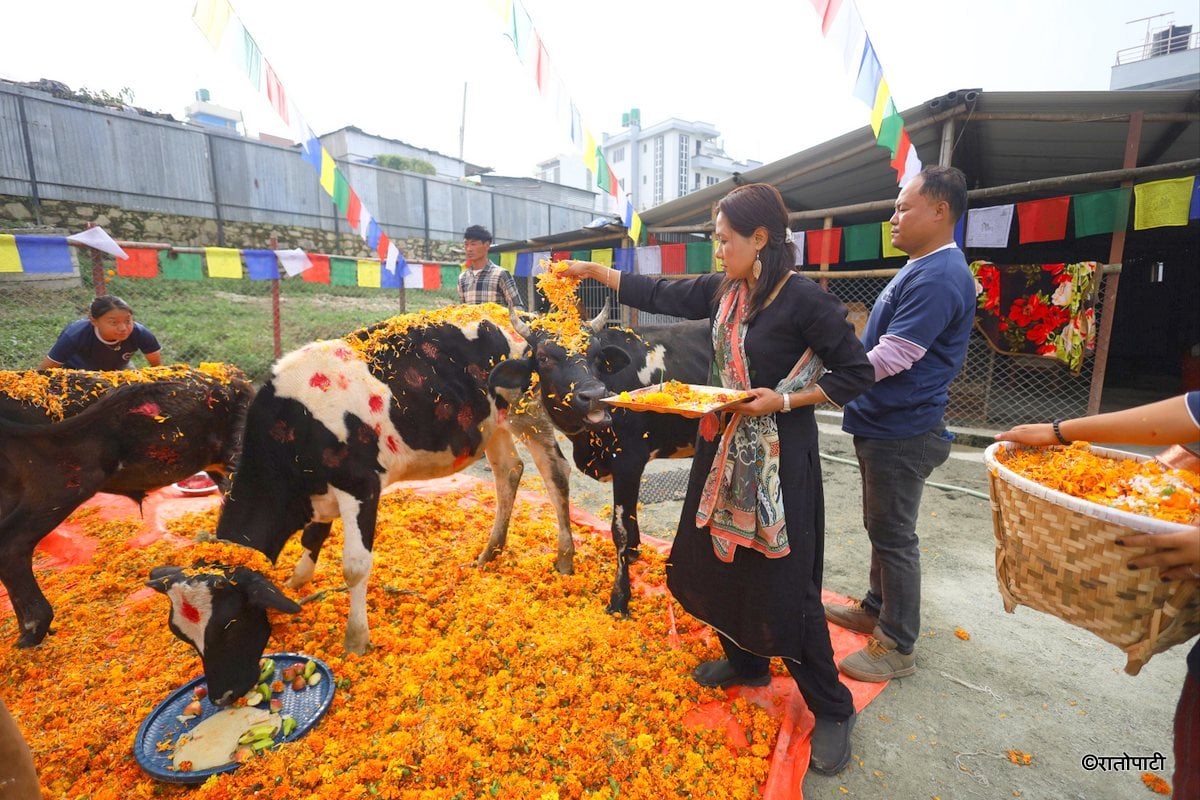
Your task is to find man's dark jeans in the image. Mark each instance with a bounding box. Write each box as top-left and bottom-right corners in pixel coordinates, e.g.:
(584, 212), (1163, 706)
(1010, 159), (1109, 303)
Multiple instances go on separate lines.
(853, 427), (953, 653)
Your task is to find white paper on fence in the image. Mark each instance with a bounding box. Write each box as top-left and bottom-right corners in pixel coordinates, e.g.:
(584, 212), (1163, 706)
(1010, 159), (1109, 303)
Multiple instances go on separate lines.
(275, 248), (312, 277)
(67, 226), (128, 260)
(636, 245), (661, 275)
(965, 205), (1014, 248)
(530, 251), (551, 274)
(792, 230), (805, 267)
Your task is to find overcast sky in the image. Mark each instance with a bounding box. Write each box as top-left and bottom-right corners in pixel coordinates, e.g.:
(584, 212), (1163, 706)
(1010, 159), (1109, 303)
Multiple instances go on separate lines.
(2, 0), (1194, 176)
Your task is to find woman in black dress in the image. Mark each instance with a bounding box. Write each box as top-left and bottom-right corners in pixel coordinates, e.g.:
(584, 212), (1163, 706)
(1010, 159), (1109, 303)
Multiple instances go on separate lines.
(562, 183), (874, 775)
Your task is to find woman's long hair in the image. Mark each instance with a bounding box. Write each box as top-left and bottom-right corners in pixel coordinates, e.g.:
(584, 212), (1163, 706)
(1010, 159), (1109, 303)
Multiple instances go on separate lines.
(715, 183), (796, 321)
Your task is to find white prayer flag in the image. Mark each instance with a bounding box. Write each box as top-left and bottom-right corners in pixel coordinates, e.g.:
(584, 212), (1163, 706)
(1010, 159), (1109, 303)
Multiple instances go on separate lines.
(275, 248), (312, 277)
(636, 245), (662, 275)
(67, 226), (128, 260)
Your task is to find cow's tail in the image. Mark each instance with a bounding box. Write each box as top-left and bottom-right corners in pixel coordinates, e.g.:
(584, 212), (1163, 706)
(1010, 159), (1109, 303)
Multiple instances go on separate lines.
(0, 381), (188, 438)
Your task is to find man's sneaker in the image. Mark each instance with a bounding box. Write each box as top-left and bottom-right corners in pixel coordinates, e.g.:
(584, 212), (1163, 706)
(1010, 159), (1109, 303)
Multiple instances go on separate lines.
(691, 659), (771, 689)
(837, 626), (916, 682)
(809, 712), (856, 775)
(823, 598), (879, 635)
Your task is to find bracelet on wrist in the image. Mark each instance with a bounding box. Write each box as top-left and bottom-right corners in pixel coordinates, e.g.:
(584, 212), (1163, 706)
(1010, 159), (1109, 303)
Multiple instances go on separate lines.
(780, 392), (791, 413)
(1052, 419), (1070, 445)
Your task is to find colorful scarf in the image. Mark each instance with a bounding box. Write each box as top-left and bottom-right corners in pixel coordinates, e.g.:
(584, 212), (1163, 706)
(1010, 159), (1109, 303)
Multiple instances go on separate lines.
(696, 281), (825, 562)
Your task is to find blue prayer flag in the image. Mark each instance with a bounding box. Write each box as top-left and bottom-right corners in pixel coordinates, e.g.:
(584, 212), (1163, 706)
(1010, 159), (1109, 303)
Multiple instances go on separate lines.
(243, 249), (279, 280)
(14, 235), (73, 273)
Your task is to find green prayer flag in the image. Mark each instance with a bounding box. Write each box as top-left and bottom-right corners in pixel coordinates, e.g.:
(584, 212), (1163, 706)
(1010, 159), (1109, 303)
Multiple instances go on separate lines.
(332, 171), (350, 216)
(570, 249), (591, 262)
(161, 251), (204, 281)
(441, 265), (461, 289)
(1073, 187), (1130, 237)
(843, 223), (881, 262)
(685, 241), (712, 274)
(596, 152), (611, 192)
(877, 111), (903, 157)
(330, 256), (358, 286)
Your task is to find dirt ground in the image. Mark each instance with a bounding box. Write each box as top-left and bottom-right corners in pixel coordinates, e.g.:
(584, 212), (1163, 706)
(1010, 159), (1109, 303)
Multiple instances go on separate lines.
(469, 420), (1189, 800)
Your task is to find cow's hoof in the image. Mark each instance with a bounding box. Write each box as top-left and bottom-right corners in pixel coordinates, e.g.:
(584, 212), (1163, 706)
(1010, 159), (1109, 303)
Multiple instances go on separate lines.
(553, 558), (574, 575)
(605, 602), (631, 618)
(16, 626), (50, 648)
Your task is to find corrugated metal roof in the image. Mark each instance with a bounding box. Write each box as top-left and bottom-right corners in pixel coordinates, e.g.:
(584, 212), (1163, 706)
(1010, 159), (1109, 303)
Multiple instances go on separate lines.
(640, 88), (1200, 232)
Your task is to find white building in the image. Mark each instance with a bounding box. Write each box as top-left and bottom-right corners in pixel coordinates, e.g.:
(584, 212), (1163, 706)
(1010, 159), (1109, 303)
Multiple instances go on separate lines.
(1110, 17), (1199, 91)
(320, 125), (491, 180)
(536, 117), (761, 213)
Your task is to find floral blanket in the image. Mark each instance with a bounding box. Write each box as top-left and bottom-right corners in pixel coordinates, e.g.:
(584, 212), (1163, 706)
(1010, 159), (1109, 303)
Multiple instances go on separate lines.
(969, 261), (1098, 373)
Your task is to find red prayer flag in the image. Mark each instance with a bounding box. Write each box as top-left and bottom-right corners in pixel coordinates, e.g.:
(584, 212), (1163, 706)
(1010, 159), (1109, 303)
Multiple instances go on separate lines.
(265, 63), (288, 124)
(551, 251), (571, 261)
(806, 228), (843, 265)
(301, 253), (331, 284)
(1017, 196), (1071, 244)
(608, 166), (620, 198)
(660, 243), (686, 274)
(890, 129), (911, 179)
(376, 232), (391, 263)
(117, 247), (159, 278)
(809, 0), (844, 36)
(347, 190), (362, 230)
(423, 264), (441, 289)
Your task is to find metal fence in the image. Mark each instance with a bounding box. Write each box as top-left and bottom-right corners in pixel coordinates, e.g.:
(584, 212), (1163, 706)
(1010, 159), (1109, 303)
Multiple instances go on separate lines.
(0, 252), (1106, 431)
(571, 268), (1108, 432)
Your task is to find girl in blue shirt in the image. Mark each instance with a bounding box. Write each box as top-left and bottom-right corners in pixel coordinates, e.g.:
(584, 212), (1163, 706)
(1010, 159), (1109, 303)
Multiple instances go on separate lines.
(38, 295), (162, 371)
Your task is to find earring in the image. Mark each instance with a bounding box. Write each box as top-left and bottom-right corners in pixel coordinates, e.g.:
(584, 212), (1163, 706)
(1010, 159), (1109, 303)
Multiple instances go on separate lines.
(752, 251), (762, 280)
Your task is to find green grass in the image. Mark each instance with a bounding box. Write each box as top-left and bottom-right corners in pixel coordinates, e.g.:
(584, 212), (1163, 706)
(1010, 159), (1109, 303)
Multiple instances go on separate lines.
(0, 276), (459, 382)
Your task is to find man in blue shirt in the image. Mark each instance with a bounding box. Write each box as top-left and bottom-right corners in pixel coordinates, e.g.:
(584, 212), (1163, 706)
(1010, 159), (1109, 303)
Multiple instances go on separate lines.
(826, 166), (976, 681)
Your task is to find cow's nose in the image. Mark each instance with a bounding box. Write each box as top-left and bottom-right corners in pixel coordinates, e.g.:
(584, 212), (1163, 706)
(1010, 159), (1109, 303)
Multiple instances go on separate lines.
(574, 384), (607, 407)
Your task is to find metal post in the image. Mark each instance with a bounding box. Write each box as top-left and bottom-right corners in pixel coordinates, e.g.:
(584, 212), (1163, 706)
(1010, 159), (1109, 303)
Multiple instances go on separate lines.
(818, 216), (832, 291)
(270, 235), (282, 359)
(422, 178), (432, 259)
(204, 133), (226, 246)
(1087, 111), (1143, 415)
(16, 96), (42, 226)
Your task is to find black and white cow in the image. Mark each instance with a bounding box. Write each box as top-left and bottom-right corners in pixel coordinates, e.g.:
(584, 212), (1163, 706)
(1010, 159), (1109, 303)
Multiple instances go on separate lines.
(0, 367), (254, 647)
(489, 308), (712, 615)
(149, 310), (576, 705)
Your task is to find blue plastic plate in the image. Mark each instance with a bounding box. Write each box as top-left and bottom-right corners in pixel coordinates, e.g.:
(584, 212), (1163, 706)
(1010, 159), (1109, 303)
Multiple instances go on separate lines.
(134, 652), (335, 784)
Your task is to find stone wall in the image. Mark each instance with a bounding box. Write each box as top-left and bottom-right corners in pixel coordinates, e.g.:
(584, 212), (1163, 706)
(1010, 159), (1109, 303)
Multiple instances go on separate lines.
(1, 194), (464, 263)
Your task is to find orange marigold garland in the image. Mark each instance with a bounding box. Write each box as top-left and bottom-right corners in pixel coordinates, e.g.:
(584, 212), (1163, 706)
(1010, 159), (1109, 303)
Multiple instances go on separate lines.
(184, 537), (276, 575)
(533, 260), (591, 354)
(999, 442), (1200, 525)
(1141, 771), (1171, 794)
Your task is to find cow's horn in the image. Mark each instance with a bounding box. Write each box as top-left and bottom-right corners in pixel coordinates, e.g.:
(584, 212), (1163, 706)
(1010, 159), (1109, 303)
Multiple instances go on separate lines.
(509, 306), (534, 340)
(588, 298), (611, 332)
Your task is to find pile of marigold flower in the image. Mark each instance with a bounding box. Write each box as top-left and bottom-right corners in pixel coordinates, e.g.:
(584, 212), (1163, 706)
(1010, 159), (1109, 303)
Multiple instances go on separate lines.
(2, 483), (786, 799)
(999, 442), (1199, 525)
(532, 261), (591, 354)
(0, 362), (243, 421)
(618, 380), (748, 413)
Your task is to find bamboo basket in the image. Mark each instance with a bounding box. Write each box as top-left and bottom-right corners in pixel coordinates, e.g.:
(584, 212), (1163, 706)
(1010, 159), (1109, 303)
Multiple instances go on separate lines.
(985, 442), (1199, 675)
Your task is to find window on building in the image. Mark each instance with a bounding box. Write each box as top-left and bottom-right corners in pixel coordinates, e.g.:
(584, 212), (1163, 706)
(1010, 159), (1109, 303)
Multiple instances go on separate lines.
(678, 134), (691, 197)
(552, 167), (560, 184)
(707, 175), (719, 186)
(696, 139), (702, 156)
(643, 143), (648, 153)
(619, 178), (626, 191)
(694, 172), (701, 190)
(612, 146), (625, 163)
(654, 136), (664, 204)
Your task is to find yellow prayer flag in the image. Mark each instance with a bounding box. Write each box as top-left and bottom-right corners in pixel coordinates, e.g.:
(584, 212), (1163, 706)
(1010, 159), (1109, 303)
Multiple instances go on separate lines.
(1133, 176), (1195, 230)
(484, 0), (511, 23)
(0, 234), (21, 273)
(582, 130), (599, 174)
(881, 222), (906, 258)
(500, 252), (517, 272)
(204, 247), (242, 279)
(319, 150), (336, 196)
(191, 0), (233, 48)
(870, 79), (890, 137)
(592, 248), (613, 267)
(357, 259), (381, 288)
(630, 211), (643, 245)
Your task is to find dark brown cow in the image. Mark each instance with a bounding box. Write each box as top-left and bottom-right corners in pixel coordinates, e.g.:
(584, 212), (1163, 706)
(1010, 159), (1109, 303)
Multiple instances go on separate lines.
(0, 366), (254, 647)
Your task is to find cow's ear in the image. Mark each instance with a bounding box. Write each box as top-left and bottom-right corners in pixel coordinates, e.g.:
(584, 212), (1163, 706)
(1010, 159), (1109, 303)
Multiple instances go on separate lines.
(237, 569), (302, 614)
(597, 346), (631, 376)
(488, 358), (535, 393)
(147, 565), (185, 593)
